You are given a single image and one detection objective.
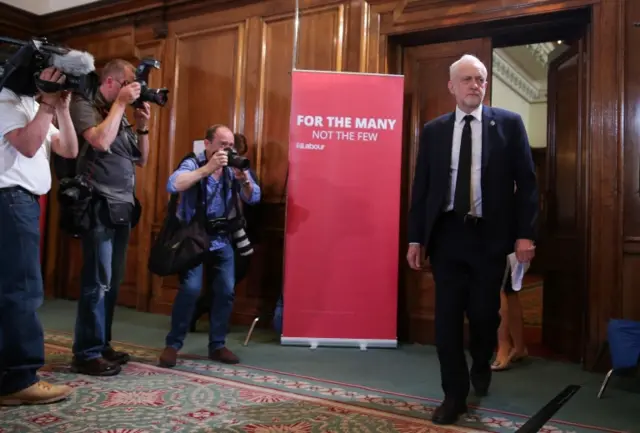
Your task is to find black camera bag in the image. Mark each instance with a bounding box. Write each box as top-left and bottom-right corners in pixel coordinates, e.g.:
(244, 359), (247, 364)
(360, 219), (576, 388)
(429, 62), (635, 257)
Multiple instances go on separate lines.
(148, 152), (209, 276)
(57, 175), (94, 238)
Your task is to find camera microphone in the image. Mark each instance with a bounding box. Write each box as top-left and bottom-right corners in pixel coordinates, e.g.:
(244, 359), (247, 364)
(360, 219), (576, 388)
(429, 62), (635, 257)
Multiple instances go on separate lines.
(0, 36), (95, 95)
(34, 47), (96, 94)
(48, 49), (95, 76)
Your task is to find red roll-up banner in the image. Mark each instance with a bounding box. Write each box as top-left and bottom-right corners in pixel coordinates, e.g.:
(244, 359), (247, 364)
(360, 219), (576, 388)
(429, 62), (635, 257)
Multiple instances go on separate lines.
(282, 70), (404, 349)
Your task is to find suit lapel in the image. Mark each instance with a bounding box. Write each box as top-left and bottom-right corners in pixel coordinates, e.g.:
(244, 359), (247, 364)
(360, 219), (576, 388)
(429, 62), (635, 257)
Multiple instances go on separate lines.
(481, 105), (493, 177)
(443, 112), (456, 172)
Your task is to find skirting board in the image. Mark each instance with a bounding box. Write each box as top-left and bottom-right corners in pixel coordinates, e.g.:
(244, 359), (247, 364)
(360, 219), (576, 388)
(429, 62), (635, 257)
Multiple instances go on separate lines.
(280, 337), (398, 350)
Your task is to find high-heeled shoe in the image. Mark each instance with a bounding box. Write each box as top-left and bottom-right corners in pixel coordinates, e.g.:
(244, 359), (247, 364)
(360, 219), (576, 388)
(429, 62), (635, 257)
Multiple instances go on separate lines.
(491, 348), (529, 371)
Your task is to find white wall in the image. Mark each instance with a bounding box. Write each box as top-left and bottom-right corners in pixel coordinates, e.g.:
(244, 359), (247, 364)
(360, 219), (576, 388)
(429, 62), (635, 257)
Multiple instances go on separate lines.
(1, 0), (100, 15)
(491, 76), (548, 148)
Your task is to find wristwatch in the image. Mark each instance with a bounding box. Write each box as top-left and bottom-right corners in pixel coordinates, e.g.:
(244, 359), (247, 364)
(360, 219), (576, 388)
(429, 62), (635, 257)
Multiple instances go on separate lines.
(136, 129), (149, 135)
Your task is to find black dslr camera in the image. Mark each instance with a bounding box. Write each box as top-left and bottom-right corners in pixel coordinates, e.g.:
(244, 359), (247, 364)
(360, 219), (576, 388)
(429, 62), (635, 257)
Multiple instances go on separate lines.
(225, 147), (250, 170)
(132, 58), (169, 108)
(0, 36), (95, 95)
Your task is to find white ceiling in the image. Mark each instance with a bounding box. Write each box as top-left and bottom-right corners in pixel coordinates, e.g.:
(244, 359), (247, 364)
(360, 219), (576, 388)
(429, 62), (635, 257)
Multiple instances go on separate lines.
(492, 42), (569, 103)
(0, 0), (100, 15)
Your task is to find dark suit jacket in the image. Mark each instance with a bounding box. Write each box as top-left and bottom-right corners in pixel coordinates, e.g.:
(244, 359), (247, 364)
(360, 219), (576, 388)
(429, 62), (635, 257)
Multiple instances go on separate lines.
(407, 105), (538, 256)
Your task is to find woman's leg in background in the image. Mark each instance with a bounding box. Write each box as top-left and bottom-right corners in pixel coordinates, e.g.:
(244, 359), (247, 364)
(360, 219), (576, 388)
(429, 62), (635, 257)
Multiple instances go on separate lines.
(506, 293), (528, 359)
(492, 291), (513, 370)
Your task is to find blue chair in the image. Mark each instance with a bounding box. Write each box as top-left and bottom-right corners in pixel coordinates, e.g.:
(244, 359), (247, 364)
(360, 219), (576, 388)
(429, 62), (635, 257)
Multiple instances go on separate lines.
(273, 295), (284, 334)
(597, 319), (640, 398)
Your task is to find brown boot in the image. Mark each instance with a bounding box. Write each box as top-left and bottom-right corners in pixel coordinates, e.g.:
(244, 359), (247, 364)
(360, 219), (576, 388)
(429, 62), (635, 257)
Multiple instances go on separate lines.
(0, 381), (73, 406)
(209, 347), (239, 364)
(158, 347), (178, 368)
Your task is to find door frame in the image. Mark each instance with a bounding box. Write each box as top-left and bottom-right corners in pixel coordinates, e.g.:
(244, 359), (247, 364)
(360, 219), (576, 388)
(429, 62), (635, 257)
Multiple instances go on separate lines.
(541, 37), (589, 362)
(368, 0), (624, 372)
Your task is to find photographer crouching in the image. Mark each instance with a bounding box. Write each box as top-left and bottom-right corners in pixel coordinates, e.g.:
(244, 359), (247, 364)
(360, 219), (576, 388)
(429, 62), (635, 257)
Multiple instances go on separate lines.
(158, 124), (260, 368)
(68, 59), (153, 377)
(0, 67), (79, 405)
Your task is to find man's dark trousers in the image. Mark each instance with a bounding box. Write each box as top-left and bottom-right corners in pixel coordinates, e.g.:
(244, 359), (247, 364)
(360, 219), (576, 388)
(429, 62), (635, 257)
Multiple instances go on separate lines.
(429, 211), (504, 400)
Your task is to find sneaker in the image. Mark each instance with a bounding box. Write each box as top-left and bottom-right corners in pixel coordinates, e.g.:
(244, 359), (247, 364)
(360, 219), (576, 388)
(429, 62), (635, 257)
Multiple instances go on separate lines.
(0, 381), (73, 406)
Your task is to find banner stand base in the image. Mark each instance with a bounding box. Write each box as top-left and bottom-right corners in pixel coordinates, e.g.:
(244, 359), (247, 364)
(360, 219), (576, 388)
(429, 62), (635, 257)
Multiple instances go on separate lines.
(280, 337), (397, 350)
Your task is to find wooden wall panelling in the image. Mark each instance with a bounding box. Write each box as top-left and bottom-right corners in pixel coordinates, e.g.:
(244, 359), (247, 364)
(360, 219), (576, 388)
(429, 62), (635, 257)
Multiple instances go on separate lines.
(148, 15), (248, 315)
(622, 0), (640, 322)
(0, 2), (37, 39)
(585, 0), (625, 369)
(42, 0), (257, 40)
(243, 3), (348, 323)
(132, 37), (167, 311)
(146, 0), (350, 323)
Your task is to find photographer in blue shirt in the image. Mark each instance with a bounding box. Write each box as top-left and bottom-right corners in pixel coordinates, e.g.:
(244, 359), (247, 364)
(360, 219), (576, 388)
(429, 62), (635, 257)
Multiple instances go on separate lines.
(158, 124), (260, 367)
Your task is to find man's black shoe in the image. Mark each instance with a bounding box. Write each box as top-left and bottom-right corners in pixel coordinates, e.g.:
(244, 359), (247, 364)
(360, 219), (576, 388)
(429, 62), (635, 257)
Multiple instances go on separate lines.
(471, 370), (491, 397)
(431, 399), (467, 425)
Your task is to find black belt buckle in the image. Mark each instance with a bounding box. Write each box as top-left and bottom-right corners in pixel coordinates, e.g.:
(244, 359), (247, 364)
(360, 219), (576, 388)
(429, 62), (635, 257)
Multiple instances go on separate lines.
(463, 213), (480, 225)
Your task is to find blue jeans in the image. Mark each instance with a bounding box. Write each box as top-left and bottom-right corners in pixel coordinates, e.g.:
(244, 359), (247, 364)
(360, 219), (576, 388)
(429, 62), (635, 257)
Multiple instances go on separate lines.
(166, 243), (235, 352)
(0, 187), (45, 395)
(73, 199), (130, 361)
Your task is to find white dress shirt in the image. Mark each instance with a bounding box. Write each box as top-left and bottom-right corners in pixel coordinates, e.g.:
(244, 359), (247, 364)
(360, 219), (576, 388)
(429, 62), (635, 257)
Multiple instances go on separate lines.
(0, 88), (58, 196)
(444, 105), (483, 217)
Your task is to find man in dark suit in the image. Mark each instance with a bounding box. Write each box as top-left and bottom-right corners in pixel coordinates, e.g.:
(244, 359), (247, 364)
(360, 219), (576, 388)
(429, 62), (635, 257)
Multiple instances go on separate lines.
(406, 54), (538, 425)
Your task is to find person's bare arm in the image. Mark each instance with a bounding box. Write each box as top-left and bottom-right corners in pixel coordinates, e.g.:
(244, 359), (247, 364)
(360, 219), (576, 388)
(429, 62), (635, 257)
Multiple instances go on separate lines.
(80, 101), (127, 152)
(69, 82), (140, 152)
(170, 166), (211, 192)
(4, 103), (55, 158)
(134, 102), (151, 167)
(50, 92), (79, 158)
(168, 150), (228, 193)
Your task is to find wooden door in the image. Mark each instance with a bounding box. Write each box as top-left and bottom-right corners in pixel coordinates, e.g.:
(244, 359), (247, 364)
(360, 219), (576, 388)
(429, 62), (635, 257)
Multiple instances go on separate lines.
(541, 39), (588, 362)
(528, 147), (547, 274)
(399, 39), (493, 344)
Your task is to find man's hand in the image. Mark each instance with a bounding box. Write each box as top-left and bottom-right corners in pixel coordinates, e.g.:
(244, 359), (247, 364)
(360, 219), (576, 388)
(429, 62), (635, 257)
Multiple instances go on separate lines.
(57, 91), (71, 111)
(406, 244), (425, 270)
(204, 149), (228, 174)
(117, 82), (141, 105)
(233, 169), (249, 181)
(134, 102), (151, 130)
(515, 239), (535, 263)
(39, 68), (66, 109)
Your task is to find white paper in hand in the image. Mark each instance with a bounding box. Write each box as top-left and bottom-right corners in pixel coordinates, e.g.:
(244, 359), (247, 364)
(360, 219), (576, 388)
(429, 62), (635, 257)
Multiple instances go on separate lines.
(507, 253), (530, 291)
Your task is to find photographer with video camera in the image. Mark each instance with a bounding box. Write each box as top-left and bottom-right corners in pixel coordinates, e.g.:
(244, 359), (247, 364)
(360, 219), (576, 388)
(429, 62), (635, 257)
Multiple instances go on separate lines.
(68, 59), (154, 377)
(157, 124), (260, 368)
(0, 67), (79, 405)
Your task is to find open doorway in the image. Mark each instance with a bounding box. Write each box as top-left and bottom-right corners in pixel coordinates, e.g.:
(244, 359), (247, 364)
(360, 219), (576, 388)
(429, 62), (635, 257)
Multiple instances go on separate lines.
(490, 42), (570, 358)
(394, 9), (590, 363)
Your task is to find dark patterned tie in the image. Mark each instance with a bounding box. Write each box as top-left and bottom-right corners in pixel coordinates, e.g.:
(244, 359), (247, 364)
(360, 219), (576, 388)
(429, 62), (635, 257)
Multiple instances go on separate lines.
(454, 115), (474, 216)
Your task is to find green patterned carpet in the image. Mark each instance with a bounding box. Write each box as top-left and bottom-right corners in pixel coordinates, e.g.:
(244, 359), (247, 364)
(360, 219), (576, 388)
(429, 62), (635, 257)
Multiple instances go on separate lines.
(0, 331), (623, 433)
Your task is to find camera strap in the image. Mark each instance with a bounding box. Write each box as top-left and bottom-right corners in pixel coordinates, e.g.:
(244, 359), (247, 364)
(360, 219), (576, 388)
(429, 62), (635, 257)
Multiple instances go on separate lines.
(196, 155), (232, 220)
(227, 172), (244, 219)
(34, 74), (65, 94)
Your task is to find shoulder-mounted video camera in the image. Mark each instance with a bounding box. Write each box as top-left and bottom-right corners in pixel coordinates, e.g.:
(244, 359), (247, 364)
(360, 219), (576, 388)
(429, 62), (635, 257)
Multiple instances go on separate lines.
(0, 36), (96, 96)
(133, 58), (169, 108)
